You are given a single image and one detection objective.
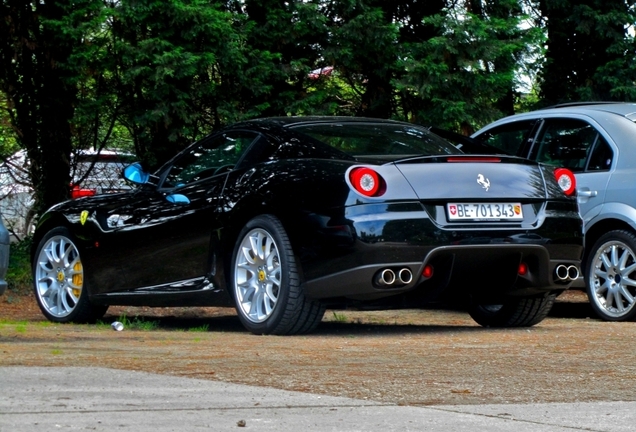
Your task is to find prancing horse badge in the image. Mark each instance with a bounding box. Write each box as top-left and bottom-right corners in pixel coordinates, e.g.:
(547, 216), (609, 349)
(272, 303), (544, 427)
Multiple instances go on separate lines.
(80, 210), (89, 226)
(477, 174), (490, 191)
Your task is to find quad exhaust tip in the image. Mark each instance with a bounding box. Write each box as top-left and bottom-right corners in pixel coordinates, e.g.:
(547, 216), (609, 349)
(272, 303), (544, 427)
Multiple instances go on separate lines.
(555, 264), (580, 282)
(376, 267), (413, 287)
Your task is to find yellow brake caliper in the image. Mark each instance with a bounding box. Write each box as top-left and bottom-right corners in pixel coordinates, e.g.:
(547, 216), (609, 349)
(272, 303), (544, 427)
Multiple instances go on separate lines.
(72, 261), (83, 297)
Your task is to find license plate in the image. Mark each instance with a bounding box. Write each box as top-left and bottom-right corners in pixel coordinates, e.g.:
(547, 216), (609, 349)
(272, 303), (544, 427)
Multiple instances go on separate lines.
(447, 203), (523, 220)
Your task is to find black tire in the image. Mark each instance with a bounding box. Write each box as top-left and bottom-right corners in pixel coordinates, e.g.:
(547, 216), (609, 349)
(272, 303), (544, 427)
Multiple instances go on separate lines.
(585, 230), (636, 321)
(231, 215), (325, 335)
(468, 293), (556, 327)
(33, 227), (108, 323)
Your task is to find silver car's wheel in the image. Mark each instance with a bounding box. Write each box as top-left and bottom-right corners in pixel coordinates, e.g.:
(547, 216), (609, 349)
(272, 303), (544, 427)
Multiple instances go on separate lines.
(231, 215), (325, 335)
(33, 227), (107, 323)
(586, 230), (636, 321)
(234, 227), (282, 323)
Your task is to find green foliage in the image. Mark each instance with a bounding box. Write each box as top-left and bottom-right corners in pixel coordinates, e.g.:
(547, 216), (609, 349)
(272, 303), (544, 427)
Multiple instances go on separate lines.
(6, 237), (33, 297)
(2, 0), (636, 205)
(0, 94), (19, 158)
(538, 0), (636, 104)
(111, 0), (250, 167)
(395, 0), (543, 132)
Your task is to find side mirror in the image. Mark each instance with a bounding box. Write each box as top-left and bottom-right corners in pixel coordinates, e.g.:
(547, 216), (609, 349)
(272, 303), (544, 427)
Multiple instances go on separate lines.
(166, 194), (190, 205)
(123, 163), (149, 185)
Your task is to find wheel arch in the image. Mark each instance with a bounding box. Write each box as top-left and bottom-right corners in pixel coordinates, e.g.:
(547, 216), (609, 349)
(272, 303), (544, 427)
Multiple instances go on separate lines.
(215, 197), (311, 296)
(585, 217), (636, 259)
(30, 212), (75, 262)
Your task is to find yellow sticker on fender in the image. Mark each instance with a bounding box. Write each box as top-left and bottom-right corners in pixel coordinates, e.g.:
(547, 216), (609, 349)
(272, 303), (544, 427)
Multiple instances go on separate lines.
(80, 210), (89, 225)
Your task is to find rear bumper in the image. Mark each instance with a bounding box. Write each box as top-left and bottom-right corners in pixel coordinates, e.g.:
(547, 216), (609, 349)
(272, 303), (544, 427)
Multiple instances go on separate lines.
(303, 243), (581, 300)
(298, 201), (583, 301)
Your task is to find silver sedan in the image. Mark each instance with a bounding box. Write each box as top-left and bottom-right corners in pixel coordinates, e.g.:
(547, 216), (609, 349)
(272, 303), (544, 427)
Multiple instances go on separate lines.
(472, 102), (636, 322)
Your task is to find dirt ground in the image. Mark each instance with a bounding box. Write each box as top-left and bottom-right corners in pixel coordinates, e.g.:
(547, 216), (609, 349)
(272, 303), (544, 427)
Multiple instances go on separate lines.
(2, 290), (635, 406)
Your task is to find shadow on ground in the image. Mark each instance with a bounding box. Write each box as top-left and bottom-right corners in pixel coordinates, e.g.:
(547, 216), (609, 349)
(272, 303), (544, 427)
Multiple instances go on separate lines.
(99, 298), (599, 335)
(549, 300), (595, 319)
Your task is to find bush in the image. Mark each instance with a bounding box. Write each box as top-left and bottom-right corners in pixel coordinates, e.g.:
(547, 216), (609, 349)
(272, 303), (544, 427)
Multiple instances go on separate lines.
(7, 237), (33, 296)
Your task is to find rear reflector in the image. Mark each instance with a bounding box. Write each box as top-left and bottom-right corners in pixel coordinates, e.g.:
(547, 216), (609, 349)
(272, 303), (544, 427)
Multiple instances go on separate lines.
(518, 262), (528, 276)
(422, 264), (434, 278)
(554, 168), (576, 196)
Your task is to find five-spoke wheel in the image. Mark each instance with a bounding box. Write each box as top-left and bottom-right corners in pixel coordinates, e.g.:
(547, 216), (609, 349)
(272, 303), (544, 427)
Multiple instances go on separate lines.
(586, 230), (636, 321)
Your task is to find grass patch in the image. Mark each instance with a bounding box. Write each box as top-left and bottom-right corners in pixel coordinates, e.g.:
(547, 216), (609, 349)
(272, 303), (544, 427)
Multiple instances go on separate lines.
(332, 311), (348, 322)
(115, 313), (159, 331)
(188, 324), (209, 332)
(97, 314), (159, 331)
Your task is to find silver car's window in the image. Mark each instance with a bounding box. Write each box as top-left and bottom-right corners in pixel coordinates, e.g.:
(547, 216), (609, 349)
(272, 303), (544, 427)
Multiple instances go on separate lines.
(534, 119), (612, 172)
(586, 135), (613, 171)
(474, 120), (536, 156)
(164, 131), (258, 187)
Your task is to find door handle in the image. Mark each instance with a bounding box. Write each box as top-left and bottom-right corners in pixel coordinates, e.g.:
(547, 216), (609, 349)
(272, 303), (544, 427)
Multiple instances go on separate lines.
(578, 190), (598, 197)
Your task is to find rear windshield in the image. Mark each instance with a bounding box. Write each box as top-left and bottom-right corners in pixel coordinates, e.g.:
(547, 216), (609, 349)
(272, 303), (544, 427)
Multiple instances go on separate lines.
(291, 123), (461, 160)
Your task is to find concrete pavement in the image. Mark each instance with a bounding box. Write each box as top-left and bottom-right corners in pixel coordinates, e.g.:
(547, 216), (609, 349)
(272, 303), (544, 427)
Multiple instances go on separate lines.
(0, 367), (631, 431)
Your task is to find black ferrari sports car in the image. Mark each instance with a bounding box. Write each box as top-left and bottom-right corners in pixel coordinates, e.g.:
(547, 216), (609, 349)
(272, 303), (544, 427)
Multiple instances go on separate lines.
(31, 117), (584, 334)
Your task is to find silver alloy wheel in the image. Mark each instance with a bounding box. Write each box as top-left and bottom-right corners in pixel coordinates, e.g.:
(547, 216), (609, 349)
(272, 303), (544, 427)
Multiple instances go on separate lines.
(35, 235), (84, 318)
(234, 228), (282, 323)
(589, 240), (636, 318)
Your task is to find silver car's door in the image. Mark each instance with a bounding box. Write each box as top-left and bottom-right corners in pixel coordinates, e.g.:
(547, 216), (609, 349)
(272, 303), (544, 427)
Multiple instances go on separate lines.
(529, 118), (613, 225)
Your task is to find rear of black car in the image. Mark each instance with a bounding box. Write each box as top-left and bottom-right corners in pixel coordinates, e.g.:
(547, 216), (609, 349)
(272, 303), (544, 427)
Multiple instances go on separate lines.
(285, 121), (583, 320)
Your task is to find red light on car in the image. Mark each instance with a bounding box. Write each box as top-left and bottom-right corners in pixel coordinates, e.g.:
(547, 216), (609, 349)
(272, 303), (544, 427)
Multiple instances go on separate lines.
(554, 168), (576, 196)
(447, 157), (501, 163)
(349, 167), (385, 197)
(71, 185), (96, 199)
(422, 264), (434, 278)
(518, 262), (528, 276)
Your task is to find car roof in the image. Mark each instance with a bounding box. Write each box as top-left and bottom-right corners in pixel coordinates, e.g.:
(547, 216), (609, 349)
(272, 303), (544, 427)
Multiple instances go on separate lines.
(232, 116), (409, 129)
(472, 102), (636, 137)
(501, 102), (636, 122)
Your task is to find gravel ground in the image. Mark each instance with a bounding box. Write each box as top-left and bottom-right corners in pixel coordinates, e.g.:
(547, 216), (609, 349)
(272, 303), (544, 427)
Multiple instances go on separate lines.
(2, 290), (634, 406)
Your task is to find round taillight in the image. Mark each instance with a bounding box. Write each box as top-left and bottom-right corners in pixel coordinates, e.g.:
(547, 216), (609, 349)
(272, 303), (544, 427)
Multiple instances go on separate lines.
(349, 167), (384, 197)
(554, 168), (576, 196)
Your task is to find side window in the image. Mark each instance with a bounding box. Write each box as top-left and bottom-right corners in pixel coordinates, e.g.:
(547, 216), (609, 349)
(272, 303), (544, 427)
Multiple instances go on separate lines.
(586, 136), (613, 171)
(163, 131), (258, 187)
(533, 119), (612, 172)
(474, 120), (536, 156)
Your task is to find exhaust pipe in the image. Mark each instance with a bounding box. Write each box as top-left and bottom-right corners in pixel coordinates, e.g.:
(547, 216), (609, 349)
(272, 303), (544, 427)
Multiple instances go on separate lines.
(376, 269), (396, 286)
(398, 268), (413, 285)
(375, 268), (414, 287)
(555, 265), (569, 281)
(567, 265), (579, 280)
(555, 264), (579, 281)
